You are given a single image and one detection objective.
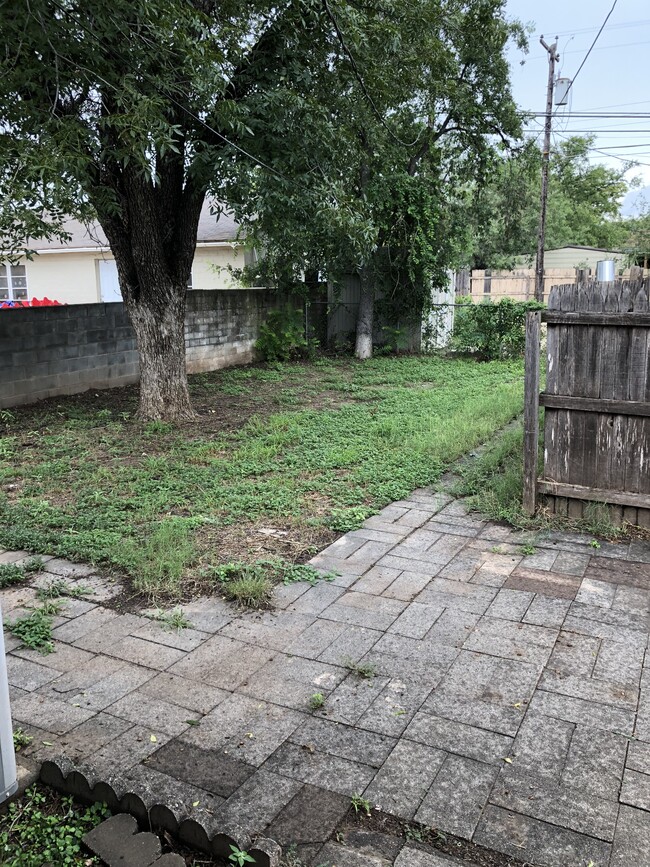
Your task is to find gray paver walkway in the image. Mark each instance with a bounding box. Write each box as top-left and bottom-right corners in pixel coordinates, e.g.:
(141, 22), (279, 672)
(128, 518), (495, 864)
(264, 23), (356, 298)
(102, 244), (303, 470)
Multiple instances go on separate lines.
(3, 490), (650, 866)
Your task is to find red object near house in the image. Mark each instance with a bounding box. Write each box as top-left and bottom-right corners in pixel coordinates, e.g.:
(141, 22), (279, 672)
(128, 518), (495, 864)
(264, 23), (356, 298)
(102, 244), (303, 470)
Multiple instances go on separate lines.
(0, 298), (65, 308)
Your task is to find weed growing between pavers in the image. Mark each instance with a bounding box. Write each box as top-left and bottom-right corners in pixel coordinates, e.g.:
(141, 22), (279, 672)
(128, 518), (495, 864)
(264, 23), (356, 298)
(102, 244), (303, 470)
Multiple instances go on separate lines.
(0, 357), (524, 598)
(0, 556), (43, 589)
(148, 606), (193, 630)
(454, 421), (646, 541)
(208, 558), (335, 608)
(5, 602), (60, 653)
(36, 578), (91, 601)
(12, 728), (33, 751)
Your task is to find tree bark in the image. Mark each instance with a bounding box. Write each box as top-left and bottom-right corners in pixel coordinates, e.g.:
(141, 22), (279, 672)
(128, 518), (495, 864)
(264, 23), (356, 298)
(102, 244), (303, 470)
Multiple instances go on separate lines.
(125, 282), (194, 422)
(355, 267), (374, 359)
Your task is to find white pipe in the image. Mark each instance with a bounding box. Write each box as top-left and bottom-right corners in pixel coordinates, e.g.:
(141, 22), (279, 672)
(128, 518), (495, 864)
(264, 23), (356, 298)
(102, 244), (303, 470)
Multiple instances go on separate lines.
(0, 600), (17, 803)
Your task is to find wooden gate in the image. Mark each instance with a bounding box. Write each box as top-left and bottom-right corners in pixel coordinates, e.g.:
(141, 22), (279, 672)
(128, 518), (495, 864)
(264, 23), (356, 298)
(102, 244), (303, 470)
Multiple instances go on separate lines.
(523, 278), (650, 527)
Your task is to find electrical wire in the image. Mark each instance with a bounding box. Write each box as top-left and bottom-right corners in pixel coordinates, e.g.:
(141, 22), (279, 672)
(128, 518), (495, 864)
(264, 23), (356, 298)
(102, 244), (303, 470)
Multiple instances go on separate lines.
(551, 18), (650, 37)
(554, 0), (619, 115)
(40, 0), (334, 199)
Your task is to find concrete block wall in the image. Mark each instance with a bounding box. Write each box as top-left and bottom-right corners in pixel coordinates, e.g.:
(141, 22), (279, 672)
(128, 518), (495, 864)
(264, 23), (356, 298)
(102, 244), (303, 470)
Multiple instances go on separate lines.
(1, 289), (270, 408)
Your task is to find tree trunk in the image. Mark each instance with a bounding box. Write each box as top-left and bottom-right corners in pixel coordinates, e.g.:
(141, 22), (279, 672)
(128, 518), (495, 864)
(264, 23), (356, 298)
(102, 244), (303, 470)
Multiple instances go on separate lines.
(355, 267), (374, 359)
(94, 161), (206, 422)
(125, 283), (195, 422)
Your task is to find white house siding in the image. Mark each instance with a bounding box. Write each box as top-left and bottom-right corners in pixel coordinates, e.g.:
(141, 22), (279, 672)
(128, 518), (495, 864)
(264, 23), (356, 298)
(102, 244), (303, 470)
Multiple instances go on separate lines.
(191, 245), (246, 291)
(20, 252), (103, 305)
(19, 244), (245, 306)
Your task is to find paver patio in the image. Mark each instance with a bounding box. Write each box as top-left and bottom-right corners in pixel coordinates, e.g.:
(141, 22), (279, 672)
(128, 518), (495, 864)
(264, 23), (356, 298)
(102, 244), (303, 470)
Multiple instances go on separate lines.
(3, 489), (650, 866)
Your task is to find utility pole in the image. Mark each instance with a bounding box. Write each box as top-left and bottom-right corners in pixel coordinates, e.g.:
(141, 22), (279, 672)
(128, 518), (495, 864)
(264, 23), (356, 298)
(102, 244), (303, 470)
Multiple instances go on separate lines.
(535, 36), (560, 303)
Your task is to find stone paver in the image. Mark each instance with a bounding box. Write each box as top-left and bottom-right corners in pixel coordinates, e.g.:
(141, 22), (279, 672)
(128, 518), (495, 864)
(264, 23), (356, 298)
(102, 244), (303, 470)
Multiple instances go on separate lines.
(3, 498), (650, 867)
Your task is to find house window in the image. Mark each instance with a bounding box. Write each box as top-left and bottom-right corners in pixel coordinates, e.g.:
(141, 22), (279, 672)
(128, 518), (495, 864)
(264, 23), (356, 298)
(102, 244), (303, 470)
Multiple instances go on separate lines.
(0, 264), (28, 301)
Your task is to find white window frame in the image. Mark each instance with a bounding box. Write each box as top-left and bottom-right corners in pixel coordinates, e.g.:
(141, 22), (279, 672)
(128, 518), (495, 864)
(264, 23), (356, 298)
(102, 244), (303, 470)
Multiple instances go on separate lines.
(0, 263), (29, 302)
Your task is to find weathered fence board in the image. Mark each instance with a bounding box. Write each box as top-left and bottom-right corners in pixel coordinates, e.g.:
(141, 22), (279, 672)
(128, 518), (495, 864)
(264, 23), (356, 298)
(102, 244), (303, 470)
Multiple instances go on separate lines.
(530, 278), (650, 526)
(522, 310), (541, 515)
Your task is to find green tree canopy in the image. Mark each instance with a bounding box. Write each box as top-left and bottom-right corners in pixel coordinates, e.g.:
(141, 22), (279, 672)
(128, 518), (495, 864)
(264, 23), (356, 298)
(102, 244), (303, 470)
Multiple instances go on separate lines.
(468, 135), (633, 269)
(226, 0), (526, 357)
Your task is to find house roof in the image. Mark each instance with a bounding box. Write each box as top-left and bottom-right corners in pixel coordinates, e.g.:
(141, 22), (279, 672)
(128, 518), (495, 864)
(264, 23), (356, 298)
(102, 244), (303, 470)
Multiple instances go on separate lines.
(546, 245), (625, 254)
(26, 200), (240, 251)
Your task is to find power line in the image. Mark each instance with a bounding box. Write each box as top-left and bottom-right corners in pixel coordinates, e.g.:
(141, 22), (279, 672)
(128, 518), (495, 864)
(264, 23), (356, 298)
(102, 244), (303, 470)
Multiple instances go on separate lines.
(551, 18), (650, 37)
(579, 143), (650, 150)
(554, 0), (619, 114)
(41, 1), (331, 200)
(523, 129), (650, 134)
(321, 0), (422, 149)
(579, 99), (650, 111)
(551, 128), (650, 169)
(544, 38), (650, 56)
(524, 112), (650, 118)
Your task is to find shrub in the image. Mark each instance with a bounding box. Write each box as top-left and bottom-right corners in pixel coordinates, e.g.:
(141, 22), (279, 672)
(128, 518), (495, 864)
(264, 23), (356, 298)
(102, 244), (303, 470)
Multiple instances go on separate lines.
(256, 304), (310, 363)
(452, 298), (543, 360)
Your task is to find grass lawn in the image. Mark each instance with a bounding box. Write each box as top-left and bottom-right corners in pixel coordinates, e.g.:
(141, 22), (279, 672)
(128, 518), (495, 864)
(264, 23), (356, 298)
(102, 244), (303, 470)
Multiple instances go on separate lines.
(0, 355), (524, 598)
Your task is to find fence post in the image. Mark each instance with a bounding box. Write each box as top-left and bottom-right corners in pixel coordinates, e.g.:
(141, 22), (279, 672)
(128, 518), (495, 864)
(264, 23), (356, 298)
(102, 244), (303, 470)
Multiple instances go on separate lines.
(0, 601), (18, 804)
(523, 309), (542, 516)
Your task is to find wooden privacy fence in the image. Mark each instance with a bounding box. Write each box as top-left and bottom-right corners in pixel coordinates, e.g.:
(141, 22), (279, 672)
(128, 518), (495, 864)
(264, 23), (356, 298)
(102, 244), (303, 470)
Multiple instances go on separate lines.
(523, 278), (650, 527)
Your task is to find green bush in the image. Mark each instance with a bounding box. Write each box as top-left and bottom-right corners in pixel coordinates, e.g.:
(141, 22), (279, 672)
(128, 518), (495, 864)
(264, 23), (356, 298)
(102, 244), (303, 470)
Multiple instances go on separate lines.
(256, 305), (310, 363)
(452, 298), (543, 360)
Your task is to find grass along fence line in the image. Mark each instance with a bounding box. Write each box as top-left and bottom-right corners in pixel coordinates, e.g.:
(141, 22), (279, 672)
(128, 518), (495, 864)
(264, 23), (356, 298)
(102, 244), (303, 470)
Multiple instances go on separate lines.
(453, 420), (647, 540)
(0, 356), (524, 598)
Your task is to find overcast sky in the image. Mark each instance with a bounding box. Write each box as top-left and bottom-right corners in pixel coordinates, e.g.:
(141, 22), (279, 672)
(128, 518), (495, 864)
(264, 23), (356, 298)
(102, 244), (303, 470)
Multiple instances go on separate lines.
(505, 0), (650, 212)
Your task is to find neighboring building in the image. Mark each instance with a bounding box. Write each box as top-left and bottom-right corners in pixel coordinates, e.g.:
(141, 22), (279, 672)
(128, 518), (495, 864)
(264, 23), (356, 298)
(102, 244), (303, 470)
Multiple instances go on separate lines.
(2, 203), (247, 306)
(534, 245), (627, 272)
(469, 246), (633, 304)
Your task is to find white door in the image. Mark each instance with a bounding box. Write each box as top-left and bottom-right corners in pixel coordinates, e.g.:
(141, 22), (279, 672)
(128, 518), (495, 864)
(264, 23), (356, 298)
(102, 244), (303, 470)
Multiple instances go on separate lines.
(98, 260), (122, 302)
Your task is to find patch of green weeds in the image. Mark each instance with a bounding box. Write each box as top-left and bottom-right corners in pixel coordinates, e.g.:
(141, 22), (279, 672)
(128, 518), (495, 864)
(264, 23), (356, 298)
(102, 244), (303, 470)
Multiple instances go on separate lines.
(222, 575), (274, 608)
(519, 544), (536, 555)
(0, 557), (44, 589)
(280, 845), (311, 867)
(221, 383), (251, 396)
(404, 823), (433, 844)
(344, 659), (376, 679)
(454, 424), (530, 527)
(6, 604), (61, 654)
(276, 560), (335, 586)
(149, 608), (192, 631)
(0, 563), (28, 589)
(13, 728), (33, 751)
(455, 420), (630, 540)
(0, 785), (109, 867)
(325, 507), (373, 533)
(309, 692), (325, 711)
(115, 520), (196, 597)
(143, 420), (174, 436)
(36, 579), (90, 602)
(210, 558), (335, 609)
(350, 793), (372, 817)
(582, 502), (621, 539)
